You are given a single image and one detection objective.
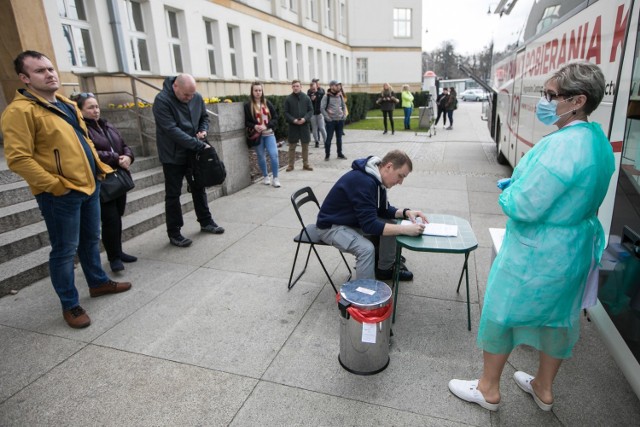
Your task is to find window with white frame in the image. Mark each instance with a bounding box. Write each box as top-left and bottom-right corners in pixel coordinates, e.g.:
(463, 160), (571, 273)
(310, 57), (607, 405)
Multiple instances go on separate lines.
(252, 32), (263, 78)
(166, 9), (183, 73)
(308, 47), (315, 79)
(326, 0), (333, 29)
(339, 2), (346, 35)
(326, 52), (331, 78)
(308, 0), (317, 21)
(228, 25), (238, 77)
(345, 57), (349, 84)
(317, 50), (323, 81)
(340, 56), (344, 83)
(282, 0), (296, 11)
(124, 0), (150, 71)
(296, 44), (303, 80)
(267, 36), (277, 79)
(393, 8), (412, 38)
(333, 53), (337, 78)
(57, 0), (95, 67)
(356, 58), (368, 83)
(204, 19), (219, 76)
(284, 41), (292, 80)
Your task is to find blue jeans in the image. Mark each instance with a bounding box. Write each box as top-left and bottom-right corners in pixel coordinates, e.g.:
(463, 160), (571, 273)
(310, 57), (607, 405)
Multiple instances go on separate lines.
(255, 133), (279, 178)
(447, 110), (454, 127)
(325, 120), (344, 157)
(35, 188), (110, 310)
(404, 107), (412, 129)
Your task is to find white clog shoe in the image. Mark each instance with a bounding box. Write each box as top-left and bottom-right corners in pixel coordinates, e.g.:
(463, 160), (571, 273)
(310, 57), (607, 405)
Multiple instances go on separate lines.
(513, 371), (553, 411)
(448, 379), (499, 411)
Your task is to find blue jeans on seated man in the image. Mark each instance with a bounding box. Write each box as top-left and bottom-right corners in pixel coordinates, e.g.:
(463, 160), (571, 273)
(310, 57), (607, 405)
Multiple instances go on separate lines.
(162, 163), (213, 237)
(317, 223), (396, 280)
(35, 187), (110, 311)
(256, 133), (279, 178)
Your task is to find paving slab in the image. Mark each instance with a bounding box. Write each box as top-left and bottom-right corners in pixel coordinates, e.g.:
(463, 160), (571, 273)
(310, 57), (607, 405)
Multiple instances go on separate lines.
(231, 381), (467, 426)
(0, 345), (257, 426)
(94, 269), (325, 378)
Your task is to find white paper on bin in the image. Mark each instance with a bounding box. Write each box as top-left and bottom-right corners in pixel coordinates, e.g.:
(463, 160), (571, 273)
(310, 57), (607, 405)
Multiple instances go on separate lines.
(356, 287), (376, 295)
(362, 323), (377, 343)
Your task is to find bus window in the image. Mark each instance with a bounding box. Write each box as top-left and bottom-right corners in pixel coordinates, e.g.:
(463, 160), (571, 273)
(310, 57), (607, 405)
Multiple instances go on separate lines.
(523, 0), (588, 42)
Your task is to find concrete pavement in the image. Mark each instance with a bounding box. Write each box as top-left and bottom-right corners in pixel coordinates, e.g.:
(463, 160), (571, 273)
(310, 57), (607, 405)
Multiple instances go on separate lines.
(1, 102), (639, 426)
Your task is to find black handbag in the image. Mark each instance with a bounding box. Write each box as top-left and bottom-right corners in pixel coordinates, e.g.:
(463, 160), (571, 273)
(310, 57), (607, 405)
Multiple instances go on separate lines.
(246, 126), (261, 148)
(100, 167), (135, 202)
(100, 127), (135, 202)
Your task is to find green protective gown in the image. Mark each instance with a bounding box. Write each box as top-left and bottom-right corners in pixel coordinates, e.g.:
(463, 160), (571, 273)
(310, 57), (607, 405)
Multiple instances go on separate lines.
(477, 122), (615, 359)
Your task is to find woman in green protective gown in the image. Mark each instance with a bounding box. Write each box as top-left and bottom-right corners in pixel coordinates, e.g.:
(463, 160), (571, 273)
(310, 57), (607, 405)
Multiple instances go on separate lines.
(449, 62), (616, 412)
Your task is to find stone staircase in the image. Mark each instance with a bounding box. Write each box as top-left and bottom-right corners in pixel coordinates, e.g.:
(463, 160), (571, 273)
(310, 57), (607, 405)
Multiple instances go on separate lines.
(0, 142), (222, 297)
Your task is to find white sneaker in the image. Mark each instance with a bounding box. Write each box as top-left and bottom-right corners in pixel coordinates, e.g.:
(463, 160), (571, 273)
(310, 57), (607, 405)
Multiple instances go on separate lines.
(263, 176), (271, 185)
(272, 177), (281, 188)
(448, 379), (499, 411)
(513, 371), (553, 411)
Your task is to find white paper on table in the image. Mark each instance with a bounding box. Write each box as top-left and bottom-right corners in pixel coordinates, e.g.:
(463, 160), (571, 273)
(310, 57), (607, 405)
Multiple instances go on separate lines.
(362, 323), (377, 343)
(401, 220), (458, 237)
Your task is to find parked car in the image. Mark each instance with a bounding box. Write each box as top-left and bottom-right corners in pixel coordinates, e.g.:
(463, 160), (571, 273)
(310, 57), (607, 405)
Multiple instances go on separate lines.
(460, 89), (488, 102)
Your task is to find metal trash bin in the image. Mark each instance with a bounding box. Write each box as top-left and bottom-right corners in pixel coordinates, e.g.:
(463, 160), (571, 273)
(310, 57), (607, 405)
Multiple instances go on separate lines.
(337, 279), (393, 375)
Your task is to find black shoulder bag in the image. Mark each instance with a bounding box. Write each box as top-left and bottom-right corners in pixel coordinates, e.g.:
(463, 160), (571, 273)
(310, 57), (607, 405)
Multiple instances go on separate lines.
(99, 128), (135, 203)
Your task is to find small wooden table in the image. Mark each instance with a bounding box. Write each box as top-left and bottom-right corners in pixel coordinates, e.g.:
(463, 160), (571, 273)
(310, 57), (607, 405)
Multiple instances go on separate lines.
(392, 214), (478, 330)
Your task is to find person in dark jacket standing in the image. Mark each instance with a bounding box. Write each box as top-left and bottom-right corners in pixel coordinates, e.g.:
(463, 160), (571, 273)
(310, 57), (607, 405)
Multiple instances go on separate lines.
(75, 93), (137, 272)
(445, 88), (458, 130)
(376, 83), (399, 135)
(152, 74), (224, 248)
(307, 79), (326, 148)
(284, 80), (314, 171)
(434, 87), (449, 128)
(320, 80), (347, 161)
(316, 150), (427, 281)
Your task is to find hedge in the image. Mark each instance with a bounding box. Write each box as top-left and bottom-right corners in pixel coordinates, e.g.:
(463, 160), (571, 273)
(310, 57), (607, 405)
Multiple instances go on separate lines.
(225, 91), (415, 140)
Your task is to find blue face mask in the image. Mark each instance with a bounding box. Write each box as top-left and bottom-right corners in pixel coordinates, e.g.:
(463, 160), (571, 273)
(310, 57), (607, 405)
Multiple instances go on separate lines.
(536, 97), (574, 126)
(536, 97), (561, 125)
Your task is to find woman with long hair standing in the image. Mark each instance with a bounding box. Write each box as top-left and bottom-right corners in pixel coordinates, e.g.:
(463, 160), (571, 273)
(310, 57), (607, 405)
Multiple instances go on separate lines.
(244, 82), (280, 187)
(75, 93), (136, 272)
(376, 83), (399, 135)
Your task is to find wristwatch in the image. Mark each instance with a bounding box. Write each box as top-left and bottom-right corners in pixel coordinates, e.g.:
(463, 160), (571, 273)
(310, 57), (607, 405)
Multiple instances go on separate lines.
(403, 208), (411, 219)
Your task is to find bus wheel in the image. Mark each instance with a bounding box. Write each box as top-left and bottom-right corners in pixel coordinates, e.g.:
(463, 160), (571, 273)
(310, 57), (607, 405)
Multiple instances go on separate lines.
(496, 122), (508, 165)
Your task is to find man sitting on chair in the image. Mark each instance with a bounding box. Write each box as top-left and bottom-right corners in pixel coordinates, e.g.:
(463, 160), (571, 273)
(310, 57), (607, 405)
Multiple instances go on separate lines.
(316, 150), (427, 281)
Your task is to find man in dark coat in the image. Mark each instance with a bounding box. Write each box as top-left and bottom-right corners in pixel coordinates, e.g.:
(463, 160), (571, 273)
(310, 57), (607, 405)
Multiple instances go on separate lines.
(284, 80), (314, 171)
(152, 74), (224, 248)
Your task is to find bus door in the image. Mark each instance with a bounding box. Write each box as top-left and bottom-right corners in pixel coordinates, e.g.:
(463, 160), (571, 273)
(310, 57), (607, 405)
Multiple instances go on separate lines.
(505, 49), (528, 167)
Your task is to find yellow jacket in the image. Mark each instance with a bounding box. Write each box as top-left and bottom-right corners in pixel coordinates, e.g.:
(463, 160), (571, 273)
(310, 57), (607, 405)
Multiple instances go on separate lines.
(1, 89), (112, 196)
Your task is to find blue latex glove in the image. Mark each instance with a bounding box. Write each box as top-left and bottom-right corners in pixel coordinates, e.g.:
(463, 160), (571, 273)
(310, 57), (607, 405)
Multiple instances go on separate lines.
(497, 178), (512, 190)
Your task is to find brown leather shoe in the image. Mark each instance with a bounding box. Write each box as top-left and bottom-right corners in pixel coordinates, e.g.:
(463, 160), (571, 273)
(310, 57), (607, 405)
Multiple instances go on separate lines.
(303, 165), (314, 171)
(63, 306), (91, 328)
(286, 165), (294, 172)
(89, 280), (132, 298)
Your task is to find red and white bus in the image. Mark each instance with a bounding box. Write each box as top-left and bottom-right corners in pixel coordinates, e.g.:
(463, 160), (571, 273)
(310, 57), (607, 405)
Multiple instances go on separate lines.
(487, 0), (640, 398)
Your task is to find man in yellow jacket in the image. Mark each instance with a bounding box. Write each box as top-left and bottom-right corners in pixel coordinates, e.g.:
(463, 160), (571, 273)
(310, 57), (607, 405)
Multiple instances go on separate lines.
(1, 50), (132, 329)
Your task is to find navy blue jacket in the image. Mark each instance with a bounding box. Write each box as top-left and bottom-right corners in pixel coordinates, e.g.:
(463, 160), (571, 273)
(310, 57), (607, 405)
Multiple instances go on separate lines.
(316, 157), (397, 235)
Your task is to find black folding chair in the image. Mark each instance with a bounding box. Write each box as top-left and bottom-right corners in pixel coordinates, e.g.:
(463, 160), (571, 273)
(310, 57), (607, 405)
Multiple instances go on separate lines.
(288, 187), (352, 294)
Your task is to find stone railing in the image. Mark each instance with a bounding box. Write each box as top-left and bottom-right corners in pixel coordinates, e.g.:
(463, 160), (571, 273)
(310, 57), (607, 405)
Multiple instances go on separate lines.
(102, 102), (251, 196)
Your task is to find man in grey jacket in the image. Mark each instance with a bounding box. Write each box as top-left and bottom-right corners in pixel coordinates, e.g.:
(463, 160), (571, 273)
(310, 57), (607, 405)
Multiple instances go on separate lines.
(320, 80), (347, 161)
(153, 74), (224, 248)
